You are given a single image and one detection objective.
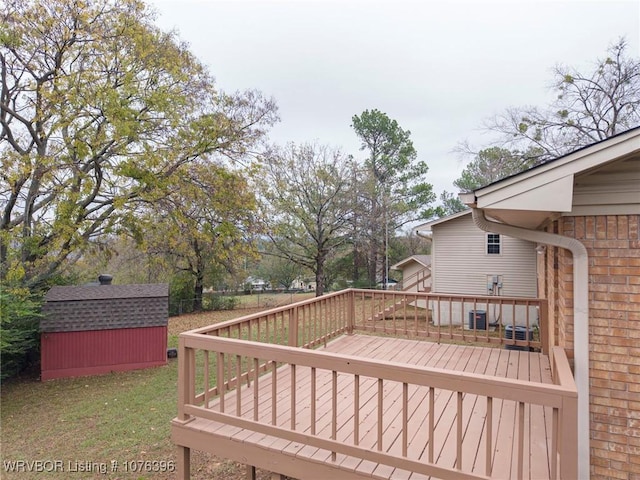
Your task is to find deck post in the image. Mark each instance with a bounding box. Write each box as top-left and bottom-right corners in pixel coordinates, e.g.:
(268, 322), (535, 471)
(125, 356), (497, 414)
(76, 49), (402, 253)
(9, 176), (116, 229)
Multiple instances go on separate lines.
(288, 305), (299, 347)
(176, 445), (190, 480)
(347, 289), (355, 335)
(560, 392), (578, 479)
(552, 346), (578, 479)
(539, 299), (549, 355)
(177, 336), (190, 421)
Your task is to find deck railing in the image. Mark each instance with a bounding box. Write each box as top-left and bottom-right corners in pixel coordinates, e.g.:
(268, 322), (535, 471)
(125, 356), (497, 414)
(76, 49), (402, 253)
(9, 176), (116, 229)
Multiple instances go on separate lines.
(187, 288), (547, 352)
(351, 289), (548, 353)
(175, 288), (576, 479)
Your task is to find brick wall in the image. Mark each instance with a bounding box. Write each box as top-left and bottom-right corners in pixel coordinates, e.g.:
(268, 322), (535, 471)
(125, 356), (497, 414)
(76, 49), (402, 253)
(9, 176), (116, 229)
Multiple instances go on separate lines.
(548, 214), (640, 479)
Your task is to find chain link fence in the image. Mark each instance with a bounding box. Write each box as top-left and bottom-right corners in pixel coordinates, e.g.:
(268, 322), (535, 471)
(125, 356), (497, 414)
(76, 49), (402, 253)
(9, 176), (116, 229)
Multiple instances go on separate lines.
(170, 290), (310, 316)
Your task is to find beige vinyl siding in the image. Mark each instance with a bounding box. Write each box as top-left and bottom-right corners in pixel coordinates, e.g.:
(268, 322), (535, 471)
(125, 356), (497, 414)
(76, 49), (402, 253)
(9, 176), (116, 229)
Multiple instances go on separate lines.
(399, 261), (431, 293)
(571, 156), (640, 214)
(431, 214), (537, 297)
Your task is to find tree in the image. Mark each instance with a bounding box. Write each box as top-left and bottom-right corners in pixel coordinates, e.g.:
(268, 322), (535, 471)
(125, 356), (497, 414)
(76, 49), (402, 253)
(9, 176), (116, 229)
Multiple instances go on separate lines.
(256, 251), (304, 291)
(143, 163), (259, 311)
(0, 288), (41, 380)
(484, 38), (640, 161)
(0, 0), (277, 289)
(69, 234), (171, 285)
(453, 147), (538, 192)
(435, 191), (467, 217)
(260, 143), (353, 296)
(439, 147), (536, 218)
(351, 109), (435, 285)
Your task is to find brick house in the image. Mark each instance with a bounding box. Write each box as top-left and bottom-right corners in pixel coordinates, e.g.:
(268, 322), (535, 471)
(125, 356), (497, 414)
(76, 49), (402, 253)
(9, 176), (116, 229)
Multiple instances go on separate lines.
(461, 127), (640, 479)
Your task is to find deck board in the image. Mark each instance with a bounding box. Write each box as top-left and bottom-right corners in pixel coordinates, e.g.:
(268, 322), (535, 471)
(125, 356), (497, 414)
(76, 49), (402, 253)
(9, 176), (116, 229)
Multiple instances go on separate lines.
(174, 334), (555, 479)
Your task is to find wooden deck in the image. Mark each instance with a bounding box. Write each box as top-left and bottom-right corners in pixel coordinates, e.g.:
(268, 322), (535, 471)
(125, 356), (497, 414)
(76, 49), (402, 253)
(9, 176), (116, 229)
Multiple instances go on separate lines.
(172, 334), (559, 479)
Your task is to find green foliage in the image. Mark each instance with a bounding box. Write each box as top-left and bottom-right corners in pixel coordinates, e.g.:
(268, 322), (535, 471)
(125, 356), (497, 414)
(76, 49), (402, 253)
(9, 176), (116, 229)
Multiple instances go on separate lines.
(257, 254), (304, 291)
(168, 272), (194, 316)
(435, 191), (468, 217)
(351, 109), (436, 284)
(352, 109), (418, 184)
(144, 163), (261, 309)
(0, 289), (42, 381)
(351, 109), (437, 224)
(260, 142), (353, 296)
(202, 295), (239, 311)
(0, 0), (277, 290)
(454, 147), (538, 192)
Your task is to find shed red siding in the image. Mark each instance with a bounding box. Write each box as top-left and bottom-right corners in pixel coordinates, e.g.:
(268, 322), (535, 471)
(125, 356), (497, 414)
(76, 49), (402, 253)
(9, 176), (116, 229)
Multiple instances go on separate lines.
(41, 326), (167, 381)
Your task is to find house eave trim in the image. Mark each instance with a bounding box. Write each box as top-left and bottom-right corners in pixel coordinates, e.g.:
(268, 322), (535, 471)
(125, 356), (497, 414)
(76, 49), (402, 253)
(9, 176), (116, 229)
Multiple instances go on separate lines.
(474, 129), (640, 204)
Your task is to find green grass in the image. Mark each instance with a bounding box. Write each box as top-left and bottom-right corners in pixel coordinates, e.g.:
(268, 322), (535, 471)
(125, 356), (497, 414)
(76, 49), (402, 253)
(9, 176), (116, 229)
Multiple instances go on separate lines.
(2, 364), (178, 478)
(0, 303), (300, 480)
(1, 293), (526, 479)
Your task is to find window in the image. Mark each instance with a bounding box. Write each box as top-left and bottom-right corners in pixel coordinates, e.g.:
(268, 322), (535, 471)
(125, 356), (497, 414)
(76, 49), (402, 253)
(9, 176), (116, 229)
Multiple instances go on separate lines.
(487, 233), (501, 255)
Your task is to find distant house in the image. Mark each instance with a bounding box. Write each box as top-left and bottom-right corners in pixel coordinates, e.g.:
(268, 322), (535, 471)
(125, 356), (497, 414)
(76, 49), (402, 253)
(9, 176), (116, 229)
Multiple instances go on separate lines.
(415, 210), (537, 297)
(390, 254), (431, 292)
(413, 210), (538, 326)
(291, 277), (316, 291)
(41, 277), (168, 380)
(246, 277), (269, 291)
(460, 126), (640, 479)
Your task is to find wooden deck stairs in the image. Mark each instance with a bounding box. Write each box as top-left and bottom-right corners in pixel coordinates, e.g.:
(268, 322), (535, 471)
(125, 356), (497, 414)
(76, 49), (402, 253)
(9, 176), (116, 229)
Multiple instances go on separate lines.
(367, 268), (431, 322)
(367, 297), (409, 322)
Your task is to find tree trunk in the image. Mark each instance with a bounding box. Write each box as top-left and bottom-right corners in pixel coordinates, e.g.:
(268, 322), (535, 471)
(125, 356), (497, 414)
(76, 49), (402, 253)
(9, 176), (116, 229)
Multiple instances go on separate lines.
(193, 240), (205, 311)
(315, 251), (326, 297)
(193, 277), (204, 311)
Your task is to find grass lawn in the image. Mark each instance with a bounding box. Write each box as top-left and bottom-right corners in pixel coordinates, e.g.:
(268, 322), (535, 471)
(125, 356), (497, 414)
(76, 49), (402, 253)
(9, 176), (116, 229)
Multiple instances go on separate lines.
(1, 301), (308, 480)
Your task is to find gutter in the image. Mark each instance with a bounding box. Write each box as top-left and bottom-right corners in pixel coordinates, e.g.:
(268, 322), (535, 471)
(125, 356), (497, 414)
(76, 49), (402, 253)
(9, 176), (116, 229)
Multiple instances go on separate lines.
(415, 230), (432, 241)
(471, 208), (589, 480)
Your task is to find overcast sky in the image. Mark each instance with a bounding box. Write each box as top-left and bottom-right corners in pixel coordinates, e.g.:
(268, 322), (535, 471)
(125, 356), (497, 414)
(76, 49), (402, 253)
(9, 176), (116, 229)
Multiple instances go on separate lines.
(148, 0), (639, 200)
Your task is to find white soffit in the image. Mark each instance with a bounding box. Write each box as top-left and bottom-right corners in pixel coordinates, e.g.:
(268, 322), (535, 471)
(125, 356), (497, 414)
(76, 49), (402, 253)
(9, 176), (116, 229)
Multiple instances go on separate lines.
(477, 174), (574, 212)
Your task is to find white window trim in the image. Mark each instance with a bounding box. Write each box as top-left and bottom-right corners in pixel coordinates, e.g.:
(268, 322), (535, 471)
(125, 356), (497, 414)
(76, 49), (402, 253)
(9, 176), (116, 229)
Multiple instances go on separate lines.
(486, 232), (502, 256)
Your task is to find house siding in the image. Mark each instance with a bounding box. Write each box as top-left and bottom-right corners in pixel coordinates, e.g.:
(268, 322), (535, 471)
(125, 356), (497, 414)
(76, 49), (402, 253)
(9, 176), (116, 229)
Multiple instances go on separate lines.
(573, 156), (640, 212)
(546, 214), (640, 480)
(432, 213), (537, 297)
(398, 261), (431, 292)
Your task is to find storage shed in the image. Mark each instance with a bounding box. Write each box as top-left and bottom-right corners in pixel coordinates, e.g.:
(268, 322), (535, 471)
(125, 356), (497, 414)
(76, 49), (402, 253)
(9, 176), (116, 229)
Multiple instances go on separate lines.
(41, 279), (169, 381)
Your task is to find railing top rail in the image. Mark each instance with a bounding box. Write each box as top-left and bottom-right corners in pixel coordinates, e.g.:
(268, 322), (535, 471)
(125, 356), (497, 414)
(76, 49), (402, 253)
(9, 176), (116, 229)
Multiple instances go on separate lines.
(551, 346), (577, 389)
(184, 287), (546, 336)
(350, 288), (546, 303)
(186, 289), (350, 335)
(181, 333), (577, 405)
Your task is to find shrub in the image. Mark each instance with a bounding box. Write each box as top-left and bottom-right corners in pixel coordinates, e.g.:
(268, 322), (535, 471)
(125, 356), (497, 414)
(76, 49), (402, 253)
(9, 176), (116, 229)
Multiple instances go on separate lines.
(168, 273), (195, 316)
(203, 295), (239, 311)
(0, 290), (42, 381)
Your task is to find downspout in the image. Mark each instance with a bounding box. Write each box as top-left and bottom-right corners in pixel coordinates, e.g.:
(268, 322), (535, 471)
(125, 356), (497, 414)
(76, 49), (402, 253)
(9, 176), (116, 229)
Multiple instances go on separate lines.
(471, 208), (589, 480)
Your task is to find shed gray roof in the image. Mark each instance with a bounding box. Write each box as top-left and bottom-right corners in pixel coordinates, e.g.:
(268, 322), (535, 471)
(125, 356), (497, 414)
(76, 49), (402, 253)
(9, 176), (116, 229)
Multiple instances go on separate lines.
(45, 283), (168, 302)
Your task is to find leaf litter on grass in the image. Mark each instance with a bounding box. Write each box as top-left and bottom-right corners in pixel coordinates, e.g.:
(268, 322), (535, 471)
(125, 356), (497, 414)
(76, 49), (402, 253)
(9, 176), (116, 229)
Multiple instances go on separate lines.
(1, 296), (306, 479)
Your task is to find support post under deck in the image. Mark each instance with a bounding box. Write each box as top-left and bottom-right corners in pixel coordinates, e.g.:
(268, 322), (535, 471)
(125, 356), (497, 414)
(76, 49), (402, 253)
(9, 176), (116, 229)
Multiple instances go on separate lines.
(177, 445), (190, 480)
